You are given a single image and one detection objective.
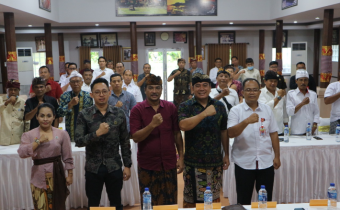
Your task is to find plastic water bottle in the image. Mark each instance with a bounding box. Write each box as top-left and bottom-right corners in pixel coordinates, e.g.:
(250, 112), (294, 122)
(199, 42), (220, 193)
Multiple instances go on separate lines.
(328, 183), (337, 209)
(336, 125), (340, 142)
(204, 186), (213, 210)
(258, 185), (267, 209)
(284, 125), (289, 143)
(143, 188), (152, 210)
(306, 123), (312, 140)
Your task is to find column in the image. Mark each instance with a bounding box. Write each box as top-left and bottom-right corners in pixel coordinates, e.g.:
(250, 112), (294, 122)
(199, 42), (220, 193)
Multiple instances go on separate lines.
(4, 13), (18, 80)
(313, 29), (320, 85)
(338, 26), (340, 80)
(275, 20), (283, 75)
(188, 31), (195, 65)
(195, 21), (203, 69)
(0, 34), (7, 93)
(58, 33), (66, 75)
(130, 22), (138, 82)
(259, 30), (265, 87)
(320, 9), (334, 88)
(44, 23), (54, 79)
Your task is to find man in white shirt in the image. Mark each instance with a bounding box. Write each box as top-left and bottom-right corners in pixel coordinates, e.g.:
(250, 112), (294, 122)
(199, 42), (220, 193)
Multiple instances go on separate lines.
(228, 78), (281, 205)
(81, 69), (93, 93)
(59, 62), (70, 87)
(209, 58), (223, 88)
(122, 69), (143, 103)
(60, 62), (76, 92)
(259, 70), (288, 135)
(239, 58), (261, 85)
(324, 81), (340, 134)
(116, 62), (125, 77)
(286, 70), (320, 135)
(92, 56), (114, 85)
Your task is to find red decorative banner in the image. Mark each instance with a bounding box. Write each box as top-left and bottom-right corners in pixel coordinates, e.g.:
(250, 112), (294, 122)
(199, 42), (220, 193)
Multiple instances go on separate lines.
(132, 54), (138, 62)
(320, 73), (332, 82)
(322, 46), (332, 56)
(47, 57), (53, 65)
(259, 53), (265, 60)
(59, 56), (65, 62)
(196, 55), (203, 62)
(276, 53), (282, 60)
(7, 51), (17, 62)
(260, 70), (265, 76)
(133, 74), (138, 82)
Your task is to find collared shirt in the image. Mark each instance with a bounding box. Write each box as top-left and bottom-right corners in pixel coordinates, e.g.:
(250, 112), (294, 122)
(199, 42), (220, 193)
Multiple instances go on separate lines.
(81, 83), (91, 93)
(169, 69), (192, 95)
(239, 68), (262, 84)
(0, 96), (25, 145)
(209, 86), (239, 114)
(59, 74), (72, 92)
(24, 95), (59, 130)
(178, 97), (228, 168)
(286, 89), (320, 134)
(289, 74), (317, 92)
(75, 105), (131, 174)
(29, 79), (63, 99)
(188, 67), (203, 75)
(324, 81), (340, 122)
(108, 90), (136, 132)
(209, 67), (218, 84)
(137, 73), (147, 100)
(57, 91), (93, 141)
(92, 68), (114, 86)
(130, 100), (180, 171)
(122, 81), (143, 103)
(228, 102), (279, 170)
(258, 87), (289, 134)
(59, 74), (68, 85)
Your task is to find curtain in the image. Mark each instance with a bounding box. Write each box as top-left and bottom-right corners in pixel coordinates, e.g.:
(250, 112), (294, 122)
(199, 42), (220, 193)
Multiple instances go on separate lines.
(231, 43), (247, 68)
(79, 46), (91, 70)
(103, 46), (122, 68)
(207, 44), (231, 75)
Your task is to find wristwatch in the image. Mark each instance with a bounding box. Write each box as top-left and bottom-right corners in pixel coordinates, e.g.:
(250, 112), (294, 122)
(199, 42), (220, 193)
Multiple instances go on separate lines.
(35, 139), (40, 145)
(277, 96), (282, 100)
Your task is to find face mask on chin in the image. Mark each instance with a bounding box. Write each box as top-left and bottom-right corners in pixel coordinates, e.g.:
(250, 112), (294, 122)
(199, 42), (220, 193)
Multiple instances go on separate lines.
(247, 66), (254, 70)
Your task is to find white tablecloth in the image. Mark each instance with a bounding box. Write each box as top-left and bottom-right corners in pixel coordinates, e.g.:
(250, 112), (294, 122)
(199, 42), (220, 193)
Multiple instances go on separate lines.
(0, 141), (140, 210)
(223, 135), (340, 205)
(243, 202), (340, 210)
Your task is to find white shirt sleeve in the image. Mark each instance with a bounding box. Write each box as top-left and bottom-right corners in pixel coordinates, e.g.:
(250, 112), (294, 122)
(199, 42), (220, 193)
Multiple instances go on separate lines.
(209, 68), (217, 84)
(286, 91), (296, 116)
(257, 70), (262, 84)
(313, 94), (320, 123)
(135, 87), (143, 103)
(258, 92), (275, 110)
(227, 106), (239, 129)
(324, 83), (335, 98)
(283, 96), (289, 123)
(268, 108), (279, 133)
(60, 76), (69, 88)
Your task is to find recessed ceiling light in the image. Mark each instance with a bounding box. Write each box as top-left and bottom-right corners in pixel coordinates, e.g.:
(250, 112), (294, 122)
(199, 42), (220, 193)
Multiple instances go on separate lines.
(229, 22), (234, 25)
(162, 23), (166, 25)
(28, 25), (32, 27)
(315, 17), (320, 20)
(294, 21), (297, 23)
(95, 24), (99, 26)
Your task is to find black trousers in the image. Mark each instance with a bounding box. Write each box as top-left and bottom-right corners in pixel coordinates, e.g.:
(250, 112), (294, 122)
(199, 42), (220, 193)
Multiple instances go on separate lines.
(234, 164), (274, 205)
(85, 164), (123, 210)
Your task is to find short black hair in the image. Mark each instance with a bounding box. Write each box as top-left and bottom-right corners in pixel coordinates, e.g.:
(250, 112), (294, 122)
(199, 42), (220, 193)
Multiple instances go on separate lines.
(215, 58), (222, 62)
(264, 70), (279, 81)
(177, 58), (186, 63)
(123, 69), (132, 75)
(116, 62), (124, 67)
(36, 103), (56, 116)
(91, 78), (109, 91)
(296, 62), (306, 67)
(39, 66), (50, 73)
(245, 58), (254, 64)
(110, 73), (123, 81)
(68, 62), (77, 69)
(231, 56), (238, 60)
(243, 78), (260, 89)
(83, 69), (92, 74)
(107, 60), (114, 64)
(269, 61), (278, 66)
(32, 77), (46, 87)
(98, 56), (107, 62)
(65, 62), (70, 67)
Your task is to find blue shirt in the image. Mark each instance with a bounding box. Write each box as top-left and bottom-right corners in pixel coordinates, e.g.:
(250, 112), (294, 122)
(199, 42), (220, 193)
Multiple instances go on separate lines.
(108, 90), (136, 132)
(137, 73), (147, 100)
(188, 67), (203, 75)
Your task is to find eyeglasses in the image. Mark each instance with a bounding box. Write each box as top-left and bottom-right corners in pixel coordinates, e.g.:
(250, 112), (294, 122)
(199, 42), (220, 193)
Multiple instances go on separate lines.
(70, 80), (82, 84)
(69, 68), (77, 70)
(93, 90), (109, 96)
(244, 88), (259, 92)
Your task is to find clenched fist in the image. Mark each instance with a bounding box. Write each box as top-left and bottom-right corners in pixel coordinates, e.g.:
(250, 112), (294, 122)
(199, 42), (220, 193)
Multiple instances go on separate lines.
(150, 113), (163, 128)
(70, 96), (79, 107)
(204, 105), (216, 117)
(247, 113), (259, 124)
(100, 71), (106, 77)
(115, 101), (123, 107)
(39, 134), (49, 143)
(221, 88), (230, 97)
(277, 89), (286, 97)
(7, 96), (17, 105)
(96, 122), (110, 136)
(302, 97), (310, 105)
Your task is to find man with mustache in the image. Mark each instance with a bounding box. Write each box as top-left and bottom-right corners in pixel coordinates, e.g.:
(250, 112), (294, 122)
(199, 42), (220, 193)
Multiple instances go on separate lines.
(289, 62), (316, 92)
(286, 70), (320, 135)
(130, 74), (184, 207)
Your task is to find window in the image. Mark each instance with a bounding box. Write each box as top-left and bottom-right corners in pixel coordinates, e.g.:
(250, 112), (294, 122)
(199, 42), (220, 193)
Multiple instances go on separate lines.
(91, 49), (103, 70)
(332, 45), (339, 62)
(272, 48), (292, 75)
(32, 52), (46, 77)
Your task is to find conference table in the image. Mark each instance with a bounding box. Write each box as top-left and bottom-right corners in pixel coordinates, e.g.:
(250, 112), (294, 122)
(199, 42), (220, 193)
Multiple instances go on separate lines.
(223, 135), (340, 205)
(0, 140), (140, 210)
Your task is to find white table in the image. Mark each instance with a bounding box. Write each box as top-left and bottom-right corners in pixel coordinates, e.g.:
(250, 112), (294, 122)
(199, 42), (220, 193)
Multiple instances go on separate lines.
(224, 135), (340, 205)
(242, 202), (340, 210)
(0, 141), (140, 210)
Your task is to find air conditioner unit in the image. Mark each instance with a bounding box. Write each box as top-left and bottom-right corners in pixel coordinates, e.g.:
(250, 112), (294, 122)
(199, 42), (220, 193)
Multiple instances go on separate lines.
(16, 48), (34, 85)
(291, 42), (307, 76)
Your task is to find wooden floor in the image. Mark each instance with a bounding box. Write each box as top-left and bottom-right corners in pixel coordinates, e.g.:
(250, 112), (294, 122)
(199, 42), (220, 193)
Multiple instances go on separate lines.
(72, 172), (230, 210)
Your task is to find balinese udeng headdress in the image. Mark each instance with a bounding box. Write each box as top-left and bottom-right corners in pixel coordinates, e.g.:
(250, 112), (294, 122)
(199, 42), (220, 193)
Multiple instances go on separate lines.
(145, 74), (162, 86)
(6, 79), (20, 89)
(192, 73), (211, 85)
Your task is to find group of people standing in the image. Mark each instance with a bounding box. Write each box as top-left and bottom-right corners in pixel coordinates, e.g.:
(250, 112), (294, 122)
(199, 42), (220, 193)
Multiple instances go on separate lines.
(1, 54), (340, 210)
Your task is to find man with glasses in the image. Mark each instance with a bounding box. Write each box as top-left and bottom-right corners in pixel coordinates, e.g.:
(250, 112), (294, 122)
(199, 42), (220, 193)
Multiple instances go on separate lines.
(75, 78), (131, 210)
(60, 62), (78, 92)
(57, 71), (93, 141)
(227, 78), (281, 205)
(209, 58), (223, 88)
(92, 56), (115, 85)
(268, 61), (287, 90)
(137, 63), (151, 100)
(289, 62), (316, 92)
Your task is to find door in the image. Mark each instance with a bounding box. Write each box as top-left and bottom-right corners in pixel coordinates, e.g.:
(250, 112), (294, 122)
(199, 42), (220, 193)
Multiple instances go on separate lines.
(147, 48), (182, 101)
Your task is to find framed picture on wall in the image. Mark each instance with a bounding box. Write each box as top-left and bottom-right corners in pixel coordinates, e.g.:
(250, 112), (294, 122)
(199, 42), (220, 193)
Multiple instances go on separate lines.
(282, 0), (298, 10)
(99, 33), (118, 47)
(194, 46), (206, 60)
(173, 32), (187, 43)
(272, 30), (288, 48)
(122, 47), (131, 62)
(218, 31), (235, 44)
(144, 32), (156, 46)
(39, 0), (51, 12)
(35, 36), (46, 52)
(332, 28), (339, 45)
(80, 33), (99, 48)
